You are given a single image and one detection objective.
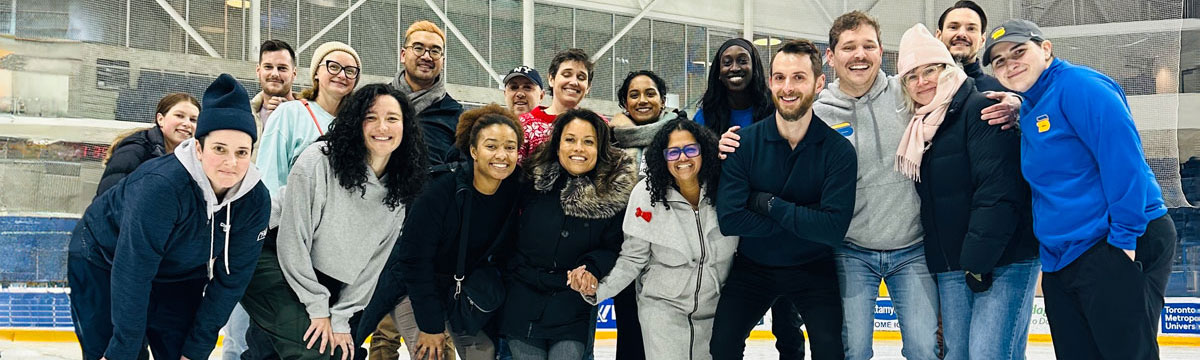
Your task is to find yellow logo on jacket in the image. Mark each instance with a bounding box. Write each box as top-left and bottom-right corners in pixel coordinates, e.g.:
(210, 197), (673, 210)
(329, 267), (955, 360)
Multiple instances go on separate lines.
(1036, 114), (1051, 133)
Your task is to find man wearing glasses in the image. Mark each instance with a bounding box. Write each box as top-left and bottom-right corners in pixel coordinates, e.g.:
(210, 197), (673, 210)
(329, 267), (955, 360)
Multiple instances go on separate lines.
(391, 20), (465, 166)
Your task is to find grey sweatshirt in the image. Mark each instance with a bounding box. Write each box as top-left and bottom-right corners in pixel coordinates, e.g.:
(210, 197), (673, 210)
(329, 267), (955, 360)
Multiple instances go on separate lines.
(275, 142), (406, 333)
(813, 70), (923, 250)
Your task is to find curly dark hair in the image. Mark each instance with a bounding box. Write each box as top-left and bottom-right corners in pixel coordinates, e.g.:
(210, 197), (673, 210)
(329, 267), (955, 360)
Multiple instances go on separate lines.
(320, 83), (428, 210)
(454, 103), (523, 156)
(699, 38), (775, 134)
(525, 108), (623, 178)
(642, 118), (721, 209)
(616, 70), (667, 111)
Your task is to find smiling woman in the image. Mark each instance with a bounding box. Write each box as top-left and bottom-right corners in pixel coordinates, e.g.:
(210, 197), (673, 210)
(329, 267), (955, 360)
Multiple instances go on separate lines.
(96, 92), (200, 197)
(240, 83), (429, 359)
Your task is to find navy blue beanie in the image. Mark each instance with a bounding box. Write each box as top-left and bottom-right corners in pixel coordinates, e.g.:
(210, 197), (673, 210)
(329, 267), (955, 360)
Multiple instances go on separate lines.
(195, 73), (257, 143)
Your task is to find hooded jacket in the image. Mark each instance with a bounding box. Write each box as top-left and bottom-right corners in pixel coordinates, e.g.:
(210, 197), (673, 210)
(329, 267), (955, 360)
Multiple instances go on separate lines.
(96, 127), (168, 197)
(814, 70), (924, 251)
(591, 178), (738, 359)
(501, 153), (635, 342)
(73, 138), (270, 360)
(1017, 58), (1166, 271)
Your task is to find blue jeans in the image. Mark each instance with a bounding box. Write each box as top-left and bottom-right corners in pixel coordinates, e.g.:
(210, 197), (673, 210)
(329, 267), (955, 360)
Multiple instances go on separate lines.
(937, 258), (1039, 360)
(836, 242), (939, 360)
(221, 304), (250, 360)
(507, 338), (586, 360)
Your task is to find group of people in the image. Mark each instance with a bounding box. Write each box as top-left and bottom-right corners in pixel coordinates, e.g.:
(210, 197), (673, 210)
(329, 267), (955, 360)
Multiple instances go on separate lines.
(68, 1), (1175, 359)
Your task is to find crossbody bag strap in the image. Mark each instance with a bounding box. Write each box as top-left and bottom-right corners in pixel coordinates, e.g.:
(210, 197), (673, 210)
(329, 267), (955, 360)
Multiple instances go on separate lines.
(299, 99), (324, 136)
(453, 185), (472, 299)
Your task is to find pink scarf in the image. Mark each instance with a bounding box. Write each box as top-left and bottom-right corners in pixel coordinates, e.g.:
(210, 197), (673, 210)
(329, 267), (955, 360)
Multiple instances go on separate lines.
(895, 66), (967, 181)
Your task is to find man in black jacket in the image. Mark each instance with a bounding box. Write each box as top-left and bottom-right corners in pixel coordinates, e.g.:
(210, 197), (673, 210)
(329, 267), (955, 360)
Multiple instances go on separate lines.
(936, 1), (1007, 92)
(391, 20), (464, 166)
(712, 39), (857, 359)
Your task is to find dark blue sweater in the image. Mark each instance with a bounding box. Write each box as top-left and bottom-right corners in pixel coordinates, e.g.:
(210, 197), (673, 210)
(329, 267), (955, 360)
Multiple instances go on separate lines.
(75, 152), (270, 360)
(717, 114), (857, 266)
(963, 59), (1007, 93)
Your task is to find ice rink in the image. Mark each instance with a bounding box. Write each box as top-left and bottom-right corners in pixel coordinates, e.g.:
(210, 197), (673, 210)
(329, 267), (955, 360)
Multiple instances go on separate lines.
(4, 339), (1200, 359)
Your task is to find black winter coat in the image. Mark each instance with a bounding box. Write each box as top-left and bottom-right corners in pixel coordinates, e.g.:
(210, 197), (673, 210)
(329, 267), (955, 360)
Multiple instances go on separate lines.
(500, 156), (636, 342)
(96, 127), (167, 197)
(419, 94), (465, 167)
(914, 78), (1038, 275)
(398, 161), (520, 334)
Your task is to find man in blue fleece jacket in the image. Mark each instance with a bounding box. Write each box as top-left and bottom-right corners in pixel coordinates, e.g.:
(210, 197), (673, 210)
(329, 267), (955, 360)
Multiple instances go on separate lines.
(984, 19), (1176, 359)
(68, 73), (270, 360)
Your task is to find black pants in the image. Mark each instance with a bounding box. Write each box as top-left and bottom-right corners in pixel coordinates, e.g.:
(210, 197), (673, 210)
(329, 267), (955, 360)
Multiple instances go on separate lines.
(1042, 214), (1176, 360)
(613, 283), (645, 360)
(68, 251), (206, 360)
(711, 255), (843, 360)
(770, 299), (805, 359)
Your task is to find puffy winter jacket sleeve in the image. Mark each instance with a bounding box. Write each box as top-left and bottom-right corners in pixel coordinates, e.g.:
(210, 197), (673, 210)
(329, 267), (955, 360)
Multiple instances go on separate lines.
(960, 96), (1026, 275)
(398, 173), (455, 334)
(592, 231), (650, 304)
(105, 174), (179, 360)
(181, 185), (270, 360)
(96, 140), (152, 198)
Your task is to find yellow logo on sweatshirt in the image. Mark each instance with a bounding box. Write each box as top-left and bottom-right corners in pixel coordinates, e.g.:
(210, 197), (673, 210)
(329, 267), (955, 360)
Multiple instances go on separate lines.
(1036, 114), (1051, 133)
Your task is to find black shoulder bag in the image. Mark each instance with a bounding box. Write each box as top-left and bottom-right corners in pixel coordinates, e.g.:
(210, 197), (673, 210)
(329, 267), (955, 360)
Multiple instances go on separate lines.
(446, 182), (511, 335)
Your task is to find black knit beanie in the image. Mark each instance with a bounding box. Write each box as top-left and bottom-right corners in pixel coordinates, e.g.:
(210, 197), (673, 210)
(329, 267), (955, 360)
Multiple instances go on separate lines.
(195, 73), (257, 143)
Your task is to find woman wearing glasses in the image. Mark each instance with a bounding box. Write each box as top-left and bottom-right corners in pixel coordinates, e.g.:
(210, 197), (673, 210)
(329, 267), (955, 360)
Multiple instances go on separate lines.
(257, 41), (362, 193)
(896, 25), (1038, 359)
(573, 118), (736, 359)
(241, 41), (363, 358)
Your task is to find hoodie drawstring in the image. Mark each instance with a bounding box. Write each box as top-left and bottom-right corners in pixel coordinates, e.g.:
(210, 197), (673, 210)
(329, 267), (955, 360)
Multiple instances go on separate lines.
(206, 204), (233, 282)
(223, 205), (232, 275)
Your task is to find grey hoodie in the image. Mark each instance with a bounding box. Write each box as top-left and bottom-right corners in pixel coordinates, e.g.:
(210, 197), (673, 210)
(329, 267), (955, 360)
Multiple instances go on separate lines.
(813, 70), (923, 250)
(175, 138), (265, 278)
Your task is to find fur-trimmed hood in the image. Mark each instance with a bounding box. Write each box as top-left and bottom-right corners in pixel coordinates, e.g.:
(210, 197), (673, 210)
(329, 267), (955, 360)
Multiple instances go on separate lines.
(528, 152), (636, 219)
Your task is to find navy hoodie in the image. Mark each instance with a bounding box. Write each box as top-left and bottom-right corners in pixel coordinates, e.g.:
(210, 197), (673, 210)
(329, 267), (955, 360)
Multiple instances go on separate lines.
(74, 138), (270, 360)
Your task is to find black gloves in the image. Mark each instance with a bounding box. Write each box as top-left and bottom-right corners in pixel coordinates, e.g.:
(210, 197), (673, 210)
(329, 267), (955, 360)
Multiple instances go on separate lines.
(965, 271), (994, 293)
(748, 191), (774, 215)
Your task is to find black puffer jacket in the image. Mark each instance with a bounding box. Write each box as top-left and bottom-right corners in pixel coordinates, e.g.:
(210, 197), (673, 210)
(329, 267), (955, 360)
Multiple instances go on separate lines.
(500, 154), (635, 342)
(914, 78), (1038, 275)
(96, 127), (167, 198)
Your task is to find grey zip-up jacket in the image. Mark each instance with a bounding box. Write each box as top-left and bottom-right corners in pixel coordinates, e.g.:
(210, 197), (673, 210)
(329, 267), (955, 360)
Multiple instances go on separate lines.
(275, 142), (406, 333)
(589, 178), (738, 359)
(814, 70), (923, 250)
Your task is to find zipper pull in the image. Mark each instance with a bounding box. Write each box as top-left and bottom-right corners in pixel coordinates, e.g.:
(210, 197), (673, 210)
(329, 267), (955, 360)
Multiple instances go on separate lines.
(454, 275), (464, 299)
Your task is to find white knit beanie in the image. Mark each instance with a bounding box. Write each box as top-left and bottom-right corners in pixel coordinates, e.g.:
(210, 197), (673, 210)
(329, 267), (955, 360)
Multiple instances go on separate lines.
(309, 41), (363, 84)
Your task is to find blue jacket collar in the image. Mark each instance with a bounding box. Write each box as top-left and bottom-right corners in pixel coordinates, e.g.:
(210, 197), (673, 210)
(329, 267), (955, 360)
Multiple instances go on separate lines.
(1020, 58), (1068, 109)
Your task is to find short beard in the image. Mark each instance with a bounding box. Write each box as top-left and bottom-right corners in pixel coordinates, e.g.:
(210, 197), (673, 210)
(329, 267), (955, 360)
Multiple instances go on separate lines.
(775, 93), (813, 122)
(263, 84), (291, 97)
(953, 52), (977, 65)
